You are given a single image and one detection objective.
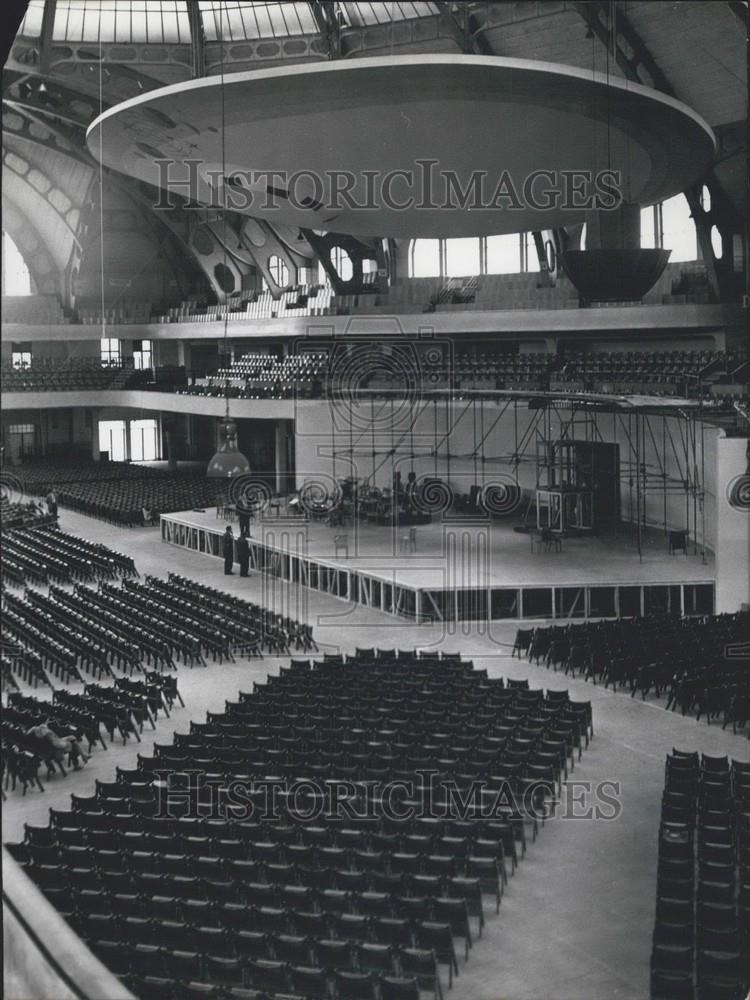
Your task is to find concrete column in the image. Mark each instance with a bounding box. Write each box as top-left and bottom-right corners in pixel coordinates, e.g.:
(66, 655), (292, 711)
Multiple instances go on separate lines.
(164, 416), (178, 471)
(90, 409), (100, 461)
(275, 420), (289, 494)
(715, 435), (750, 612)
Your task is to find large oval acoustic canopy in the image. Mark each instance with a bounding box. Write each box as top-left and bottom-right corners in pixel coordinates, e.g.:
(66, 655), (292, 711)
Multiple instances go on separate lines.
(87, 54), (715, 239)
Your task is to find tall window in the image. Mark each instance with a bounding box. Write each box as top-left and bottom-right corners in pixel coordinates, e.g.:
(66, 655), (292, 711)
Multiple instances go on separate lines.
(53, 1), (190, 43)
(661, 194), (697, 263)
(2, 232), (32, 296)
(640, 196), (696, 261)
(19, 0), (45, 35)
(409, 234), (545, 278)
(11, 350), (32, 369)
(410, 239), (441, 278)
(98, 420), (127, 462)
(268, 255), (290, 287)
(8, 423), (36, 460)
(485, 235), (521, 274)
(130, 419), (159, 462)
(341, 2), (439, 27)
(641, 206), (657, 249)
(445, 237), (480, 278)
(199, 1), (317, 39)
(330, 246), (354, 282)
(522, 233), (540, 273)
(133, 339), (152, 370)
(101, 338), (121, 365)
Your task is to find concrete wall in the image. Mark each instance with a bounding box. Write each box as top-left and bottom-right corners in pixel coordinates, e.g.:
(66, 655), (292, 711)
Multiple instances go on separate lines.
(2, 303), (744, 344)
(294, 400), (719, 551)
(3, 851), (134, 1000)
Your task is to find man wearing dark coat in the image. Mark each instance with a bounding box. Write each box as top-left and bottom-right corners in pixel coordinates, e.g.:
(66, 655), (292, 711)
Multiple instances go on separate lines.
(222, 526), (235, 575)
(237, 530), (250, 577)
(237, 497), (251, 536)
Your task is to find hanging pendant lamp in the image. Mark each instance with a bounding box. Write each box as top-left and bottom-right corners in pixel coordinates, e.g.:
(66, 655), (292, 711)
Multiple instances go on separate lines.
(207, 416), (251, 479)
(206, 1), (250, 480)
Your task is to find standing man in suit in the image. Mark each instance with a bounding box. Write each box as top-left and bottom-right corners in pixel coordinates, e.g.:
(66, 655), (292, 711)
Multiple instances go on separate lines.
(222, 525), (235, 575)
(237, 496), (251, 536)
(237, 530), (250, 577)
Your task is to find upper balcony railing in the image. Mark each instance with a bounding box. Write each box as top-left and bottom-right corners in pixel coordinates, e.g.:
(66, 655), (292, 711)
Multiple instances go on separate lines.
(1, 263), (718, 332)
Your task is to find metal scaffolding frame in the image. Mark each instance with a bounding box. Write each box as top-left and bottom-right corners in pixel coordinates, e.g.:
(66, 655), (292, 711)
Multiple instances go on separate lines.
(326, 389), (710, 563)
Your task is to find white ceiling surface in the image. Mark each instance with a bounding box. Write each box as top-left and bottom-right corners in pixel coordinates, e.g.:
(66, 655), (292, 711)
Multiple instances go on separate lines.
(87, 55), (716, 239)
(2, 1), (745, 283)
(482, 2), (745, 129)
(621, 1), (746, 127)
(480, 5), (627, 81)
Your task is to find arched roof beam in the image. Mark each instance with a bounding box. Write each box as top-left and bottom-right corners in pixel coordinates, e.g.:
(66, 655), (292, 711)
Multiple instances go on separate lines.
(572, 1), (743, 304)
(1, 197), (63, 298)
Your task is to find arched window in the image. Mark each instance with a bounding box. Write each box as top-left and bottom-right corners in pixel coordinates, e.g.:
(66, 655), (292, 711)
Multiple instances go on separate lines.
(661, 194), (697, 263)
(268, 255), (290, 287)
(330, 246), (354, 282)
(710, 225), (722, 260)
(2, 232), (32, 295)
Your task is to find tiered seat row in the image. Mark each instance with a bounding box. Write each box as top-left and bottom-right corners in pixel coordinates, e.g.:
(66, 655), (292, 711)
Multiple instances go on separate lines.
(1, 294), (68, 324)
(3, 348), (745, 406)
(4, 588), (139, 680)
(7, 652), (593, 1000)
(12, 461), (174, 490)
(651, 751), (750, 1000)
(0, 502), (57, 531)
(78, 302), (153, 325)
(55, 476), (228, 525)
(453, 350), (553, 391)
(12, 462), (228, 525)
(518, 613), (750, 732)
(1, 524), (138, 589)
(160, 573), (316, 655)
(1, 676), (180, 795)
(183, 351), (328, 401)
(549, 348), (748, 397)
(152, 285), (335, 324)
(1, 358), (147, 393)
(179, 347), (746, 402)
(1, 573), (315, 694)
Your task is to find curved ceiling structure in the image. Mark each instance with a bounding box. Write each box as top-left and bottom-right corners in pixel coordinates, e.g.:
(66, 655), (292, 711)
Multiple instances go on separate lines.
(1, 1), (746, 299)
(86, 54), (717, 239)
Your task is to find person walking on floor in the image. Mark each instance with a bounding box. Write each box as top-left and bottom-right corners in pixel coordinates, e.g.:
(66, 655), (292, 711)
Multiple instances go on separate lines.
(222, 525), (235, 575)
(26, 720), (89, 770)
(237, 530), (250, 577)
(46, 489), (58, 519)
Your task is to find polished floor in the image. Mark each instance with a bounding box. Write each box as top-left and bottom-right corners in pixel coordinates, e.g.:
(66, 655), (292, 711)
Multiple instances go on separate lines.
(163, 505), (715, 587)
(3, 509), (747, 1000)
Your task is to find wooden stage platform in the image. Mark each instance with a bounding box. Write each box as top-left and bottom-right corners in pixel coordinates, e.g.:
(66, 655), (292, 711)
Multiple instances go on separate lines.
(161, 507), (716, 622)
